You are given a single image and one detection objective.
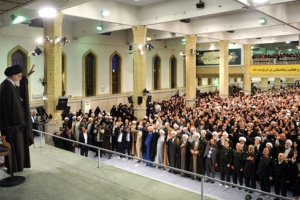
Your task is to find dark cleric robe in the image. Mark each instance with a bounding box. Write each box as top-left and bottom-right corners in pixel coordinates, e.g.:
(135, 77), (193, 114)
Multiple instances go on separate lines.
(0, 76), (34, 172)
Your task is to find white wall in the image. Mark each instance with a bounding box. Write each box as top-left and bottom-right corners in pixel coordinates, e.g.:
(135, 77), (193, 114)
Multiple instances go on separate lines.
(0, 22), (185, 104)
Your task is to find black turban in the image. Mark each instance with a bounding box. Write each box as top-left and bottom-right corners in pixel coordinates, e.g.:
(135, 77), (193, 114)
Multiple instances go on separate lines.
(4, 65), (23, 76)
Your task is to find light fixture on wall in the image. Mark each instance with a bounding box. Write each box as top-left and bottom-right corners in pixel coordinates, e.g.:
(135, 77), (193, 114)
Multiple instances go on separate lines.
(190, 49), (199, 55)
(143, 88), (150, 96)
(37, 36), (70, 45)
(29, 46), (43, 56)
(179, 52), (186, 57)
(128, 43), (155, 55)
(39, 78), (47, 86)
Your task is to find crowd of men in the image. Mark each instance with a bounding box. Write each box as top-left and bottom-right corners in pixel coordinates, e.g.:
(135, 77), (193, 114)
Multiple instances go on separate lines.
(52, 85), (300, 199)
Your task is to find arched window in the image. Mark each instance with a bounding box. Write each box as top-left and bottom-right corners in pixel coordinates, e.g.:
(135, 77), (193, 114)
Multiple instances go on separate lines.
(111, 53), (121, 94)
(12, 49), (27, 76)
(153, 55), (161, 90)
(85, 53), (96, 97)
(170, 56), (177, 89)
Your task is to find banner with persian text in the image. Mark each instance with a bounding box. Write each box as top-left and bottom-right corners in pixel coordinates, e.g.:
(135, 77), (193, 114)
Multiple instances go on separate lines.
(196, 49), (241, 66)
(250, 65), (300, 74)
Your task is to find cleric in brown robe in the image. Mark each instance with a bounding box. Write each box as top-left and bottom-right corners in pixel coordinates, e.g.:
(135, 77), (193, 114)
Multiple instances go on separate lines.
(0, 64), (34, 173)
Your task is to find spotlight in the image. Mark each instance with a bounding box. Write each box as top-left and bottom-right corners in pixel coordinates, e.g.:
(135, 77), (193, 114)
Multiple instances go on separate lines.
(244, 194), (252, 199)
(29, 46), (43, 56)
(60, 37), (70, 45)
(39, 7), (57, 18)
(96, 25), (103, 31)
(258, 17), (267, 25)
(143, 88), (149, 95)
(180, 52), (186, 57)
(128, 45), (133, 51)
(180, 19), (191, 23)
(101, 10), (110, 17)
(10, 14), (16, 21)
(196, 0), (205, 8)
(146, 43), (154, 52)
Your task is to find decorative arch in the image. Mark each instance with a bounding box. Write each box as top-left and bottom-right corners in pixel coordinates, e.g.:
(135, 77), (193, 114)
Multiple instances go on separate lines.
(109, 51), (122, 94)
(62, 52), (67, 96)
(82, 50), (98, 97)
(7, 45), (30, 75)
(152, 54), (161, 90)
(169, 55), (177, 89)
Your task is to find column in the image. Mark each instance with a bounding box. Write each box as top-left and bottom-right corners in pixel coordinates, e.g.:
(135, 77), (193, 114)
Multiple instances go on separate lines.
(260, 78), (268, 91)
(286, 78), (294, 84)
(274, 78), (281, 88)
(43, 12), (64, 144)
(132, 26), (147, 120)
(243, 44), (251, 94)
(219, 40), (229, 99)
(185, 35), (197, 108)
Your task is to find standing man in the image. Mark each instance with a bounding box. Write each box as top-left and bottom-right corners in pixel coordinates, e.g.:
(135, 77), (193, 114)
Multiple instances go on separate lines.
(0, 64), (35, 173)
(270, 153), (291, 198)
(258, 147), (273, 194)
(219, 140), (233, 187)
(79, 126), (91, 157)
(243, 145), (258, 193)
(190, 132), (207, 180)
(232, 142), (244, 188)
(204, 138), (218, 183)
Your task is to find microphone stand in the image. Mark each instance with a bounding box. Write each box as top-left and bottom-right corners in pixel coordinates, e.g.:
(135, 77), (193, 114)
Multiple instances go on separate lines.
(0, 123), (31, 187)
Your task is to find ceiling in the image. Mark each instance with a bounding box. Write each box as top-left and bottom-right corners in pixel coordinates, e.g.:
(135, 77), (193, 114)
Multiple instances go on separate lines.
(0, 0), (300, 48)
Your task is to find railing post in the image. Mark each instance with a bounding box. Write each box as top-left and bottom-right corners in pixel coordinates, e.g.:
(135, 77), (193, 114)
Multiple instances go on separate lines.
(201, 177), (204, 200)
(39, 132), (42, 148)
(97, 149), (100, 168)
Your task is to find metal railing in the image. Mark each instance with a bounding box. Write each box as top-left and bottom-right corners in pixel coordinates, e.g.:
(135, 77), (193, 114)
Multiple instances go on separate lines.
(33, 129), (292, 200)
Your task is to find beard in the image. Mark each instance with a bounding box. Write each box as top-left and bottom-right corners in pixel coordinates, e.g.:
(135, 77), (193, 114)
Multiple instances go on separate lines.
(14, 80), (20, 87)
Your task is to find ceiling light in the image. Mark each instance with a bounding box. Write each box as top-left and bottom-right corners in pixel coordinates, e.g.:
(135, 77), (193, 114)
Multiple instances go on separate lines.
(286, 41), (291, 43)
(96, 25), (103, 31)
(258, 17), (267, 25)
(39, 7), (57, 18)
(253, 0), (268, 3)
(12, 16), (26, 24)
(101, 10), (110, 17)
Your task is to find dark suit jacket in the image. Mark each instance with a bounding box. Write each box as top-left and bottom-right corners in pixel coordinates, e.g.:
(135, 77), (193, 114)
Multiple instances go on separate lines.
(79, 131), (91, 147)
(204, 144), (218, 165)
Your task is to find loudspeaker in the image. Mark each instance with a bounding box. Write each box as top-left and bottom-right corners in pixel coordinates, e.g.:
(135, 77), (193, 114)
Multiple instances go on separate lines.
(128, 96), (133, 104)
(56, 96), (68, 110)
(36, 106), (49, 122)
(146, 95), (152, 103)
(138, 96), (143, 105)
(268, 81), (270, 84)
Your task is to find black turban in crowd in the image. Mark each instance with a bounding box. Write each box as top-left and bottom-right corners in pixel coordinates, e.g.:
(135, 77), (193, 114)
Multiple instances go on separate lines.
(4, 65), (23, 76)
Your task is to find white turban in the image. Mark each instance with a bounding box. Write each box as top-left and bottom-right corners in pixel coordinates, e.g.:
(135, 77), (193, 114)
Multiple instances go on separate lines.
(239, 136), (246, 142)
